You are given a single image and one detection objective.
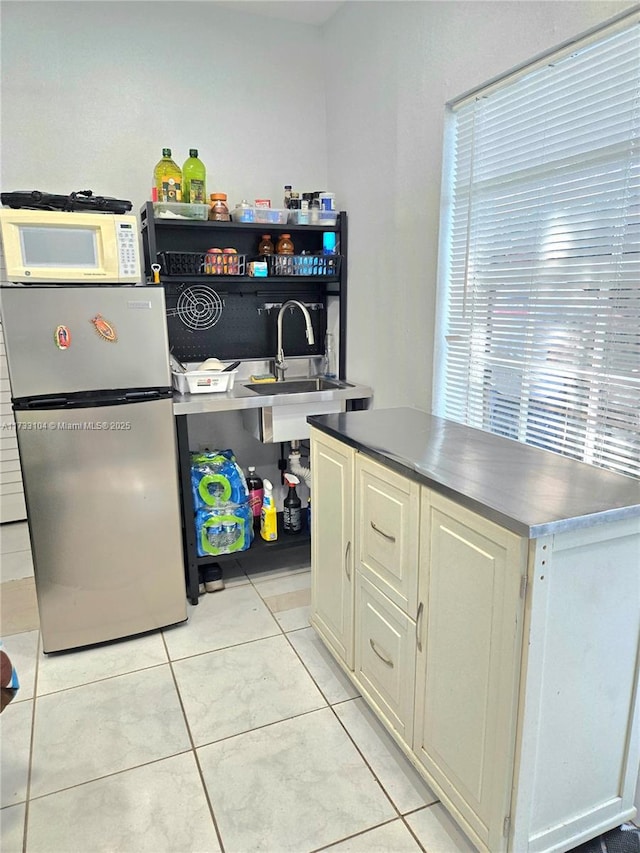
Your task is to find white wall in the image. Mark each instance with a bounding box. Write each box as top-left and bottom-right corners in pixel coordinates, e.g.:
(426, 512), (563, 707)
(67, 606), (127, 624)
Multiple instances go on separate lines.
(0, 1), (329, 209)
(0, 0), (332, 492)
(2, 0), (634, 413)
(322, 0), (636, 412)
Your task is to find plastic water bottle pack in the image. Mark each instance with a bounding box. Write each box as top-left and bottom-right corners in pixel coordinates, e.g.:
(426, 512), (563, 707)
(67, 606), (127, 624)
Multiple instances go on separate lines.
(191, 450), (253, 557)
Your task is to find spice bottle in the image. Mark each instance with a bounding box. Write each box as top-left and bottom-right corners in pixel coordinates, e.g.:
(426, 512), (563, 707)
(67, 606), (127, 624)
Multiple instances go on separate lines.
(208, 193), (230, 221)
(258, 234), (275, 256)
(276, 233), (294, 255)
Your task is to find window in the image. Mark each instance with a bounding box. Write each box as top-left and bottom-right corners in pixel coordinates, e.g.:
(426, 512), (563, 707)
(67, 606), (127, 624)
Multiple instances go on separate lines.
(433, 13), (640, 478)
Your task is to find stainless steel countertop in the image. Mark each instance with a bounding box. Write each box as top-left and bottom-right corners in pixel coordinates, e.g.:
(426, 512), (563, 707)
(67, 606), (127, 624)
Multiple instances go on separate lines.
(308, 408), (640, 538)
(172, 379), (373, 415)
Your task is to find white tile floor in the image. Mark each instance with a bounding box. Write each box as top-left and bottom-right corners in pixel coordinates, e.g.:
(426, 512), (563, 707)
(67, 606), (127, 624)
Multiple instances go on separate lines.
(0, 527), (476, 853)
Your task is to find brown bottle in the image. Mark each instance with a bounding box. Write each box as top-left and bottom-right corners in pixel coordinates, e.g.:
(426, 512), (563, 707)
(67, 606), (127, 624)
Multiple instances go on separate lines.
(257, 234), (275, 256)
(276, 233), (294, 255)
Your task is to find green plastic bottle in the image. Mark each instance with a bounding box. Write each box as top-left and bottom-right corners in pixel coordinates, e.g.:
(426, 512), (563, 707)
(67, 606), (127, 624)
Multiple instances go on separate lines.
(153, 148), (182, 203)
(182, 149), (207, 204)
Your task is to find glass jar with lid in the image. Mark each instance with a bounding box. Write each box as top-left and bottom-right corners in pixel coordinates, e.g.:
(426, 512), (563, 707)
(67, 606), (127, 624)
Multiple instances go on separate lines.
(208, 193), (230, 221)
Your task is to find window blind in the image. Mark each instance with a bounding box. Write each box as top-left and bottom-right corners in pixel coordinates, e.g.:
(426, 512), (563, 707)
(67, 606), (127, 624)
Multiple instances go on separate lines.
(434, 16), (640, 478)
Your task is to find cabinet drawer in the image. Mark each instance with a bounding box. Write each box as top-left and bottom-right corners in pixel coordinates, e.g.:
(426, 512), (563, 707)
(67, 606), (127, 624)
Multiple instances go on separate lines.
(356, 455), (419, 614)
(355, 572), (416, 745)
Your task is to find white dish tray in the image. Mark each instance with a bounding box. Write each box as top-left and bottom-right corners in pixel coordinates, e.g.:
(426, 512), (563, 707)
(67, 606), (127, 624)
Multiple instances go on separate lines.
(172, 369), (237, 395)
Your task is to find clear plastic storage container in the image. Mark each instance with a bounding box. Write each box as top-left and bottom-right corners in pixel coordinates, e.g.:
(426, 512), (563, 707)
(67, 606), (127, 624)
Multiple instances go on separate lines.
(153, 202), (209, 220)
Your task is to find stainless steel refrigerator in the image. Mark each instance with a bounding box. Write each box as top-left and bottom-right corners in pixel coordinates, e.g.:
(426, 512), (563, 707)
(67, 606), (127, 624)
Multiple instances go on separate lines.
(0, 286), (187, 652)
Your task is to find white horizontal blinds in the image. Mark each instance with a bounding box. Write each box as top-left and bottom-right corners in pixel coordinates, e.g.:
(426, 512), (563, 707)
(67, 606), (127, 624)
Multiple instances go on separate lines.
(440, 20), (640, 477)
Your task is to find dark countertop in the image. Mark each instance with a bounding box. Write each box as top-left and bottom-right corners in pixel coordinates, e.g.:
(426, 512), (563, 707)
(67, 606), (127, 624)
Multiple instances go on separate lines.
(308, 408), (640, 538)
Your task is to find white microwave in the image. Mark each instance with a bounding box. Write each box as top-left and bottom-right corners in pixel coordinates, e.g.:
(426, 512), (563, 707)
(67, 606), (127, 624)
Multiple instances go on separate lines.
(0, 209), (141, 284)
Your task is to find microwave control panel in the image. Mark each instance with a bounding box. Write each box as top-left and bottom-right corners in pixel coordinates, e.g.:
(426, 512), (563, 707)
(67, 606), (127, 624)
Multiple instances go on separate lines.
(116, 220), (140, 281)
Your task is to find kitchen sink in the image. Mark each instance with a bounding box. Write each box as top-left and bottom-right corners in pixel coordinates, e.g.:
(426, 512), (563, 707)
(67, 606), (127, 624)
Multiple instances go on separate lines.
(244, 378), (352, 396)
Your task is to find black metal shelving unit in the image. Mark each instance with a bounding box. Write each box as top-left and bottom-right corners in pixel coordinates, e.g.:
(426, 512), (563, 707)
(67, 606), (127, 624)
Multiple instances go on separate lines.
(140, 202), (348, 603)
(140, 202), (348, 371)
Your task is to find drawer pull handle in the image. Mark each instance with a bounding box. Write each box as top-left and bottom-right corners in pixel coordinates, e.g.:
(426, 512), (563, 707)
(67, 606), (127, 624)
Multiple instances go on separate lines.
(370, 521), (396, 543)
(369, 638), (394, 667)
(416, 601), (424, 653)
(345, 540), (351, 581)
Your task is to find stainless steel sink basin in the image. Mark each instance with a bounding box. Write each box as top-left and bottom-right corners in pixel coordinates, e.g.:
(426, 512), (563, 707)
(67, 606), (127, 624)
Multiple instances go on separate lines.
(244, 378), (351, 396)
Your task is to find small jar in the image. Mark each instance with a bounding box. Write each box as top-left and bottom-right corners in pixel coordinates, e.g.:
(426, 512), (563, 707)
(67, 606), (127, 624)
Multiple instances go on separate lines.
(276, 233), (294, 255)
(208, 193), (230, 221)
(309, 198), (321, 225)
(258, 234), (275, 256)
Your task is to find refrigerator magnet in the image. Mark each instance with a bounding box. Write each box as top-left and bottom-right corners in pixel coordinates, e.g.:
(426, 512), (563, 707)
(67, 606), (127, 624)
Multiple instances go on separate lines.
(54, 325), (71, 350)
(90, 314), (118, 343)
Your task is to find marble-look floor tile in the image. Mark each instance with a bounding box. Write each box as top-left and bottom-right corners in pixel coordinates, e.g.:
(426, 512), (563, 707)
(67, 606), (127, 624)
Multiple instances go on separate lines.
(162, 583), (279, 661)
(30, 665), (190, 798)
(0, 802), (26, 853)
(334, 698), (438, 814)
(0, 629), (38, 702)
(0, 578), (39, 635)
(324, 819), (423, 851)
(0, 550), (34, 582)
(0, 521), (30, 555)
(198, 707), (395, 853)
(405, 803), (477, 853)
(174, 634), (326, 745)
(275, 604), (311, 632)
(0, 700), (32, 807)
(37, 631), (168, 696)
(262, 586), (311, 615)
(288, 627), (360, 705)
(26, 752), (221, 853)
(251, 568), (311, 598)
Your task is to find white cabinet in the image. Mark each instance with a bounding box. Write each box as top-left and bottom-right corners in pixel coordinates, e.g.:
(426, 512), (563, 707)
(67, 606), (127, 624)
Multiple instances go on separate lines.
(413, 489), (527, 852)
(353, 454), (420, 745)
(356, 455), (420, 614)
(310, 427), (355, 668)
(310, 428), (640, 853)
(355, 572), (417, 745)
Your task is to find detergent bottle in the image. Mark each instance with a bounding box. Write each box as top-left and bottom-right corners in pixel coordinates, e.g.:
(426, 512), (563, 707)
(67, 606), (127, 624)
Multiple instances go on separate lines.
(283, 474), (302, 534)
(260, 479), (278, 541)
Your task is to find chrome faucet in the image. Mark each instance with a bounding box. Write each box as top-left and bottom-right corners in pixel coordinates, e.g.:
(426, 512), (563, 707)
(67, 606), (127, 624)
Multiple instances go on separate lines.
(275, 300), (315, 381)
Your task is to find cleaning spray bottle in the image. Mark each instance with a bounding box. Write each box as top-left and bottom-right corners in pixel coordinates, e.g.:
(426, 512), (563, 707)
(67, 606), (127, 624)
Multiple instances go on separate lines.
(283, 474), (302, 534)
(260, 478), (278, 541)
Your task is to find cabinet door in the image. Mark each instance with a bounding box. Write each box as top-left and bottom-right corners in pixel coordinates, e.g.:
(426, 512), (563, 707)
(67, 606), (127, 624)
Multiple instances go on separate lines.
(413, 489), (526, 852)
(310, 428), (355, 668)
(356, 455), (419, 615)
(355, 572), (416, 746)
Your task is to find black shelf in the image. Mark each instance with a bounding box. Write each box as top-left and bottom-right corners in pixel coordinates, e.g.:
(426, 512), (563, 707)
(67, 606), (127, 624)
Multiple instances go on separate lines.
(195, 513), (310, 569)
(150, 275), (340, 286)
(152, 218), (339, 233)
(144, 204), (348, 604)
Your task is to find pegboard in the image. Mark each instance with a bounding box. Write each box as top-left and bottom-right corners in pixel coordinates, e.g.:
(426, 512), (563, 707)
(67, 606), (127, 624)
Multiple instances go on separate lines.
(164, 283), (327, 363)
